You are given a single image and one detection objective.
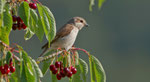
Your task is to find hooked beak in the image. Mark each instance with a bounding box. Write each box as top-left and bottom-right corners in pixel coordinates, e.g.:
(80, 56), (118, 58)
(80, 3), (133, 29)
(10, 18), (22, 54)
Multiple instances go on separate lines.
(85, 24), (89, 27)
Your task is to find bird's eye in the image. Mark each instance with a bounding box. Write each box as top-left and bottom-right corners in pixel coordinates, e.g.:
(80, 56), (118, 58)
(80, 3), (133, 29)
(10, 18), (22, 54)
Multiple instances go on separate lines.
(80, 20), (83, 23)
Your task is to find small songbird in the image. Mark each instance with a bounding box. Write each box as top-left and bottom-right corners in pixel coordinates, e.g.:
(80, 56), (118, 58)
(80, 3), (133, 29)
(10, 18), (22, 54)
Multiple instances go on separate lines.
(40, 17), (88, 56)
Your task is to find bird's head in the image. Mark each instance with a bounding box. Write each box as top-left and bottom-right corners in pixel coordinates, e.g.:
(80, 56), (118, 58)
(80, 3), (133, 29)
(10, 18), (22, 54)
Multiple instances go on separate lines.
(68, 17), (89, 30)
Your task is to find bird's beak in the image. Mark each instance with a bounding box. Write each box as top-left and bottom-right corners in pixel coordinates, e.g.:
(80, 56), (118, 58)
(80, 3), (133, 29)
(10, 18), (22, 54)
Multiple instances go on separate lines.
(85, 24), (89, 27)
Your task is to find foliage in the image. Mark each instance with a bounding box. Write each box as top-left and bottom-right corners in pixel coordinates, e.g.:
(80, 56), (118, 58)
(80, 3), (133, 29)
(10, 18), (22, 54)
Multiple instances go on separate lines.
(0, 0), (106, 82)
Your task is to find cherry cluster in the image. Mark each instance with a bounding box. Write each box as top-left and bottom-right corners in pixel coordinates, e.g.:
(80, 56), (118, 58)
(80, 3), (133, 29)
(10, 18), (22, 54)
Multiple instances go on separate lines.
(12, 15), (27, 30)
(0, 60), (15, 75)
(49, 61), (77, 80)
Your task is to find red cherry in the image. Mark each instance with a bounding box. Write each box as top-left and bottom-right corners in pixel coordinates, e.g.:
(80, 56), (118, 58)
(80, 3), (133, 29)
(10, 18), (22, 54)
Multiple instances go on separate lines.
(55, 62), (60, 68)
(64, 67), (70, 75)
(12, 15), (17, 22)
(4, 64), (9, 69)
(29, 3), (37, 9)
(17, 22), (22, 30)
(5, 68), (10, 74)
(12, 23), (18, 30)
(24, 0), (28, 2)
(50, 65), (55, 71)
(52, 68), (58, 74)
(10, 66), (15, 73)
(60, 70), (65, 77)
(1, 67), (5, 74)
(21, 23), (27, 29)
(56, 73), (62, 80)
(17, 17), (23, 23)
(71, 67), (77, 74)
(67, 71), (72, 77)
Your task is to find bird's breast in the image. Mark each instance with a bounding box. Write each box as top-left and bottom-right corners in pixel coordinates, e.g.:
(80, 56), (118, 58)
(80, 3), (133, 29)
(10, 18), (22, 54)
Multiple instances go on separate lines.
(51, 27), (79, 50)
(61, 27), (79, 45)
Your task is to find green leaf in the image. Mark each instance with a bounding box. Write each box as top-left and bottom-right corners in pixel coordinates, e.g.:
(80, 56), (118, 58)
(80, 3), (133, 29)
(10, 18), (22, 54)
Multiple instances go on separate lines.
(50, 72), (57, 82)
(89, 0), (106, 11)
(72, 65), (82, 82)
(98, 0), (106, 9)
(37, 4), (56, 46)
(35, 17), (44, 42)
(30, 58), (43, 82)
(0, 4), (12, 45)
(24, 28), (34, 40)
(31, 59), (43, 78)
(18, 2), (30, 26)
(37, 4), (48, 41)
(30, 9), (38, 24)
(89, 56), (96, 82)
(21, 51), (36, 82)
(20, 61), (28, 82)
(0, 26), (9, 45)
(10, 68), (18, 82)
(3, 4), (12, 33)
(91, 55), (106, 82)
(89, 0), (95, 11)
(30, 9), (38, 32)
(42, 6), (56, 45)
(42, 60), (51, 76)
(79, 58), (88, 82)
(6, 51), (12, 64)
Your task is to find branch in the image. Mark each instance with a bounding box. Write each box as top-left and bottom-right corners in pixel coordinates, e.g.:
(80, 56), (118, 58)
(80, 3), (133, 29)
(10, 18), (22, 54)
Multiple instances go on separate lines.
(36, 51), (63, 64)
(36, 47), (90, 64)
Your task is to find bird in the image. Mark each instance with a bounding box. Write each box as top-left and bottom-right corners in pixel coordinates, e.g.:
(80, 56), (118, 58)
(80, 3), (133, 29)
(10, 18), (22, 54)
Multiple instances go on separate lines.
(40, 17), (88, 56)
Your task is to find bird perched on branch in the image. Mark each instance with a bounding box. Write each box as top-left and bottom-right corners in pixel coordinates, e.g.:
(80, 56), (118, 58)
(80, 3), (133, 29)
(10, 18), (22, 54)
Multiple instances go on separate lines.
(40, 17), (88, 56)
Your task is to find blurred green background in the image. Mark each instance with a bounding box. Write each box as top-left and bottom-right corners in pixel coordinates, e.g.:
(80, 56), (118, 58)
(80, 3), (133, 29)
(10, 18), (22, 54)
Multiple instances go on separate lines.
(10, 0), (150, 82)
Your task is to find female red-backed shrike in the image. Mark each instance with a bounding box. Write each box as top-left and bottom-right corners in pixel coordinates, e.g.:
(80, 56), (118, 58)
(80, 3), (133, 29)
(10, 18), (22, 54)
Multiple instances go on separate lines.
(40, 17), (88, 56)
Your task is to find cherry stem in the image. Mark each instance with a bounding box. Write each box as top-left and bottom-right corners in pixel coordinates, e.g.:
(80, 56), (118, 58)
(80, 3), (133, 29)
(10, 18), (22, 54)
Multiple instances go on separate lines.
(71, 47), (90, 57)
(0, 41), (21, 62)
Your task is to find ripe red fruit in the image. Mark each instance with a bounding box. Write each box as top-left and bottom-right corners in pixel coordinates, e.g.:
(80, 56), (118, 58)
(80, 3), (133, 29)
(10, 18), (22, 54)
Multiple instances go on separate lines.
(4, 64), (9, 69)
(55, 62), (61, 68)
(52, 68), (58, 74)
(10, 66), (15, 73)
(5, 68), (10, 74)
(50, 65), (56, 71)
(1, 67), (5, 74)
(67, 71), (72, 77)
(64, 67), (70, 75)
(17, 17), (23, 23)
(56, 73), (62, 80)
(12, 15), (17, 22)
(29, 3), (37, 9)
(24, 0), (28, 2)
(17, 22), (22, 30)
(12, 23), (18, 30)
(71, 67), (77, 74)
(21, 23), (27, 29)
(60, 70), (65, 77)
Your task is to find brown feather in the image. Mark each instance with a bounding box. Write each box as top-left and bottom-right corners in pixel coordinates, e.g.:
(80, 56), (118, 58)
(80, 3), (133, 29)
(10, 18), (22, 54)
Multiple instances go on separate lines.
(41, 24), (74, 50)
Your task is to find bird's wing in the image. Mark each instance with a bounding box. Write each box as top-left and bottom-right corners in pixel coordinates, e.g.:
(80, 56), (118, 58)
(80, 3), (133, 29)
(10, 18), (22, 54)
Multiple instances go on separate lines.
(41, 24), (74, 50)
